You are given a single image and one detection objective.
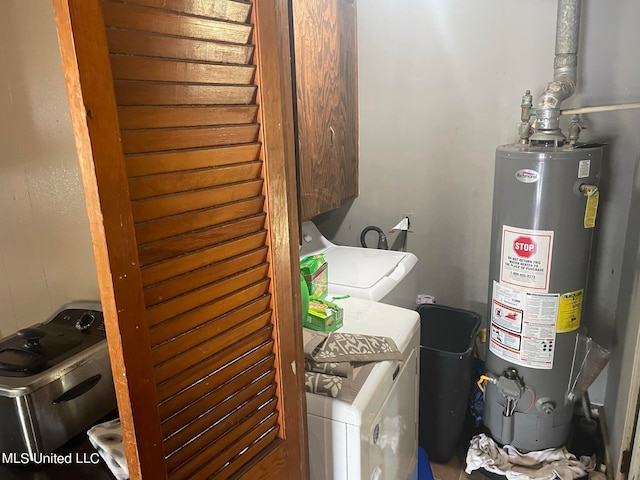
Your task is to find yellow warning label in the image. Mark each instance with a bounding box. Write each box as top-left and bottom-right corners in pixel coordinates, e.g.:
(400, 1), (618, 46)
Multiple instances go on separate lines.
(479, 328), (487, 343)
(584, 190), (599, 228)
(557, 289), (583, 333)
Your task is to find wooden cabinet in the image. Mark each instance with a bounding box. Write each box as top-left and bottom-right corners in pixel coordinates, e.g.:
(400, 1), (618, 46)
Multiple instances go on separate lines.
(291, 0), (359, 221)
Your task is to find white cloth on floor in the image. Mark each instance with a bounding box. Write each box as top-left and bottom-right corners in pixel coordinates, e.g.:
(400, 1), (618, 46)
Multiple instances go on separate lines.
(465, 433), (595, 480)
(87, 418), (129, 480)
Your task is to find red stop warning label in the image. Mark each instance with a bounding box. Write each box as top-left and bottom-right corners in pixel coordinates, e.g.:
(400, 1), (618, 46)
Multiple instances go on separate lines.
(513, 236), (537, 258)
(501, 226), (554, 291)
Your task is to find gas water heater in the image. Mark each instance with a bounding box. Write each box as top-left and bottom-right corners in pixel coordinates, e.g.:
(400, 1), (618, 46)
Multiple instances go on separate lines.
(481, 0), (610, 451)
(483, 144), (602, 451)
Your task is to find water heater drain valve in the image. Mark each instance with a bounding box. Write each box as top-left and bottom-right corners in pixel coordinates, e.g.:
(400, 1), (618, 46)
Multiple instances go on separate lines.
(498, 369), (525, 417)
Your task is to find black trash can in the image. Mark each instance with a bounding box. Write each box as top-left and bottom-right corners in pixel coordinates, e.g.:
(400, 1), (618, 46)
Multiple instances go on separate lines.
(417, 304), (481, 463)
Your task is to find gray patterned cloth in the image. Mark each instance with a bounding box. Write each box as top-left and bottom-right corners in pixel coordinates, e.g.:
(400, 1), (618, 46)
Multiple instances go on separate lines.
(303, 329), (402, 401)
(87, 418), (129, 480)
(308, 331), (403, 363)
(304, 358), (353, 377)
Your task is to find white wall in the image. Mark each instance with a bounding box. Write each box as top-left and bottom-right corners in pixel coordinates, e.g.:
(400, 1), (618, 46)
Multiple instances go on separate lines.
(604, 157), (640, 476)
(0, 0), (99, 336)
(315, 0), (640, 471)
(3, 0), (639, 472)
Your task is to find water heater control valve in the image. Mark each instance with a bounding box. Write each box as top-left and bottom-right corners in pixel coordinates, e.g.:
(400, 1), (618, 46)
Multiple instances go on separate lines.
(498, 369), (525, 416)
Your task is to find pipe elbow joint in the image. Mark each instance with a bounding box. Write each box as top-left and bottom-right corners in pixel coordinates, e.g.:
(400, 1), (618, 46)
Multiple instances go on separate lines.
(534, 76), (575, 142)
(539, 77), (575, 110)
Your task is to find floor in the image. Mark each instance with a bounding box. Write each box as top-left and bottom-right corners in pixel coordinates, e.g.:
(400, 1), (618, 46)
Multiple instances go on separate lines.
(430, 455), (469, 480)
(426, 413), (607, 480)
(431, 454), (500, 480)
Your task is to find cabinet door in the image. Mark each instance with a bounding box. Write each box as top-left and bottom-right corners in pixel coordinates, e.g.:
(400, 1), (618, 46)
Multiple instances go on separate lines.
(52, 1), (309, 478)
(292, 0), (359, 221)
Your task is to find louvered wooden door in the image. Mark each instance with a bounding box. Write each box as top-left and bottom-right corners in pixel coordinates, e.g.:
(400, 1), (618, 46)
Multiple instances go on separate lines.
(52, 1), (308, 478)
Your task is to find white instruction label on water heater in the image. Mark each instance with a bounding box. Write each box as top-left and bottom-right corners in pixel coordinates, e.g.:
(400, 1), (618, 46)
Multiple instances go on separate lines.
(500, 225), (554, 292)
(490, 281), (559, 369)
(578, 159), (591, 179)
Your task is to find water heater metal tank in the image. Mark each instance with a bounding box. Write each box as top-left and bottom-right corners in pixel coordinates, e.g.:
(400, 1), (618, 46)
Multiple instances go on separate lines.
(483, 144), (602, 451)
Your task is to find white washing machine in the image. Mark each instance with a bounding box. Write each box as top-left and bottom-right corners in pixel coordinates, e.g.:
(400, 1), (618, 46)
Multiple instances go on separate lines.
(299, 221), (418, 308)
(305, 297), (420, 480)
(300, 221), (420, 480)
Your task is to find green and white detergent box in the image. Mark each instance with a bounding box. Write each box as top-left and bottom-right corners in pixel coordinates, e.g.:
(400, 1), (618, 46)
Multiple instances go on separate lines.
(300, 254), (328, 300)
(304, 297), (344, 332)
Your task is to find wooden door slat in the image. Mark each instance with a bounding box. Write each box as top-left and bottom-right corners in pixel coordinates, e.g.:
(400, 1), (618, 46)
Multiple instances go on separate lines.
(141, 231), (266, 286)
(103, 1), (252, 44)
(118, 104), (258, 130)
(129, 162), (262, 200)
(165, 385), (276, 467)
(171, 408), (278, 480)
(125, 144), (261, 177)
(115, 81), (257, 108)
(156, 327), (272, 403)
(121, 124), (259, 154)
(119, 0), (252, 23)
(147, 264), (269, 326)
(106, 28), (254, 64)
(214, 426), (280, 480)
(163, 369), (275, 458)
(132, 180), (263, 223)
(154, 310), (271, 384)
(158, 339), (274, 420)
(111, 56), (255, 86)
(137, 214), (266, 265)
(150, 291), (270, 351)
(160, 357), (273, 438)
(184, 413), (279, 480)
(129, 163), (261, 202)
(135, 196), (264, 244)
(165, 385), (276, 471)
(144, 248), (267, 306)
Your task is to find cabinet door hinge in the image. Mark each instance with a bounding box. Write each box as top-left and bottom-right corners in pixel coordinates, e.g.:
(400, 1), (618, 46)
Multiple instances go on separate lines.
(620, 449), (631, 475)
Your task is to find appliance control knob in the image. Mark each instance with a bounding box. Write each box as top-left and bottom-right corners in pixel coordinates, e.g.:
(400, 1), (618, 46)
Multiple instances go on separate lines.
(17, 327), (46, 348)
(371, 466), (382, 480)
(536, 397), (556, 415)
(76, 311), (96, 331)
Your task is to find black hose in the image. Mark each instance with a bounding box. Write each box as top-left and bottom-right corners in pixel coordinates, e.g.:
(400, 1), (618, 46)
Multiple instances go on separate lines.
(360, 226), (389, 250)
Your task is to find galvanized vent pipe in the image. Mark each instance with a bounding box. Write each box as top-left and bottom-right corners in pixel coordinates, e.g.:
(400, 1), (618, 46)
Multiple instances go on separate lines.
(532, 0), (582, 144)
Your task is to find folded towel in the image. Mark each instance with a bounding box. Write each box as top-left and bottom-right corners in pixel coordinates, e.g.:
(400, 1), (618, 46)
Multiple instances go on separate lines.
(465, 433), (595, 480)
(303, 329), (402, 363)
(87, 418), (129, 480)
(304, 358), (353, 378)
(303, 328), (401, 401)
(304, 362), (376, 401)
(305, 371), (351, 399)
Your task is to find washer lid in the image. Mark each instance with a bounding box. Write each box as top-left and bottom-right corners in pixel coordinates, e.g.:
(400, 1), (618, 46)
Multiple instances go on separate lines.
(324, 246), (407, 289)
(298, 221), (418, 302)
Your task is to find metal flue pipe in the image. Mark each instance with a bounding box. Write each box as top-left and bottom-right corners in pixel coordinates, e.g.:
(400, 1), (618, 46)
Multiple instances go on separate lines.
(532, 0), (582, 144)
